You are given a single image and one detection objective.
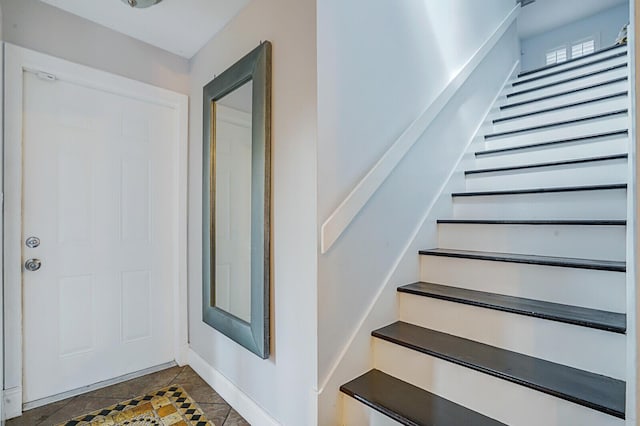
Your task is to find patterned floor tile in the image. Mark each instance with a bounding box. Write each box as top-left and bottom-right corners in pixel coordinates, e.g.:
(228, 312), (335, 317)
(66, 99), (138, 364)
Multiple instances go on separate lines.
(6, 366), (248, 426)
(55, 386), (212, 425)
(44, 397), (123, 425)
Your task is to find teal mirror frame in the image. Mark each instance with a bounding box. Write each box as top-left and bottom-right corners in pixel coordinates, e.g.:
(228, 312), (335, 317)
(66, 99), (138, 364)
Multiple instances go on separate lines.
(202, 42), (271, 359)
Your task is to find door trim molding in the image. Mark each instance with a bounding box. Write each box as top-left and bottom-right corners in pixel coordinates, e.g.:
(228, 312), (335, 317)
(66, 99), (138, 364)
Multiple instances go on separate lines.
(2, 43), (189, 419)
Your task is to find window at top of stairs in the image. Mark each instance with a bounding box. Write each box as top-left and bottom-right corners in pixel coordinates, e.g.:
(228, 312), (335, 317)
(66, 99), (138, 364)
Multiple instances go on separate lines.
(546, 46), (567, 65)
(571, 39), (596, 59)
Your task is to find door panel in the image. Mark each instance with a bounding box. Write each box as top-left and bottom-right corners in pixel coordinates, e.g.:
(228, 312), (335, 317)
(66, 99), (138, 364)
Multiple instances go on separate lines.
(22, 72), (176, 403)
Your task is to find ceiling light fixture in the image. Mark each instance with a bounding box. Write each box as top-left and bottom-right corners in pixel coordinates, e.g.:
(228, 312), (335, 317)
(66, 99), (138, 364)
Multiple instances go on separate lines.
(121, 0), (163, 8)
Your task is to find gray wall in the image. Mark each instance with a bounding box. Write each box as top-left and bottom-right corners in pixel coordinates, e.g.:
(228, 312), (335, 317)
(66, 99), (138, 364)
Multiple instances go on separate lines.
(521, 3), (629, 71)
(0, 0), (189, 93)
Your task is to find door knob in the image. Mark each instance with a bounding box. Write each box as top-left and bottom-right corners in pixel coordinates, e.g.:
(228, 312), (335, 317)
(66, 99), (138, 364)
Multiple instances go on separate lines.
(25, 258), (42, 272)
(25, 236), (40, 248)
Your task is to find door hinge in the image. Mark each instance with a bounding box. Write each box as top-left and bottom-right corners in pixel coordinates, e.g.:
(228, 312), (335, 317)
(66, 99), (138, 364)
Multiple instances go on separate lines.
(35, 71), (57, 82)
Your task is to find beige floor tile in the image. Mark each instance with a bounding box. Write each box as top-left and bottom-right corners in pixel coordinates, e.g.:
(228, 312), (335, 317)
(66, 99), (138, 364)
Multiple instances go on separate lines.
(6, 399), (70, 426)
(83, 366), (184, 399)
(170, 367), (227, 405)
(198, 403), (231, 426)
(223, 409), (251, 426)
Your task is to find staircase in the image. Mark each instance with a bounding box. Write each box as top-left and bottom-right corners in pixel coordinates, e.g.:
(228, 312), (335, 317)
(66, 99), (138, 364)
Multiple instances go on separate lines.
(340, 42), (630, 426)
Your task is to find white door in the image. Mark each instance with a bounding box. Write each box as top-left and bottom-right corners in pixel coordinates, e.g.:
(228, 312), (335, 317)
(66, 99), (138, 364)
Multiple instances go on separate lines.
(21, 71), (177, 403)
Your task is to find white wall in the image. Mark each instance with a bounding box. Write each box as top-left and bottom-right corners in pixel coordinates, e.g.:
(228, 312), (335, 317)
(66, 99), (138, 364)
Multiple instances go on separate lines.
(521, 3), (629, 70)
(187, 0), (317, 425)
(316, 1), (519, 423)
(0, 0), (189, 93)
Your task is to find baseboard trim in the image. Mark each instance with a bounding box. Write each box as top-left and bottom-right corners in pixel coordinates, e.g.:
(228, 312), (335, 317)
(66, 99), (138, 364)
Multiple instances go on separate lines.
(187, 348), (280, 426)
(2, 387), (21, 420)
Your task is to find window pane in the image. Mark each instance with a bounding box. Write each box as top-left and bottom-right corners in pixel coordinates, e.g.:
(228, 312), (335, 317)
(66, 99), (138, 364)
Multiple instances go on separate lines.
(571, 39), (595, 59)
(546, 48), (567, 65)
(556, 49), (567, 62)
(572, 44), (582, 57)
(584, 40), (595, 55)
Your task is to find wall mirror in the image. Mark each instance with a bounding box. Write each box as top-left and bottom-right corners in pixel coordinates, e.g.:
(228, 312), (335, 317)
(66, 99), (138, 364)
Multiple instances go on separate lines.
(202, 41), (271, 359)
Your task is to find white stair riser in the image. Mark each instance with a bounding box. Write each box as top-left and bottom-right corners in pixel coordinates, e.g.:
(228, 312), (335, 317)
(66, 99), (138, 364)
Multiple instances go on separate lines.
(342, 396), (403, 426)
(374, 339), (624, 426)
(399, 295), (625, 379)
(483, 115), (628, 150)
(465, 160), (627, 192)
(491, 97), (628, 133)
(437, 223), (626, 261)
(519, 47), (627, 78)
(452, 189), (627, 220)
(499, 80), (629, 118)
(507, 67), (627, 104)
(419, 256), (625, 312)
(473, 134), (629, 168)
(512, 55), (628, 92)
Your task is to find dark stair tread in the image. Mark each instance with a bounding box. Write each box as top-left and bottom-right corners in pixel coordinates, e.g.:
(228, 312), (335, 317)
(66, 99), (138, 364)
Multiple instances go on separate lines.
(518, 43), (626, 77)
(475, 130), (628, 157)
(484, 110), (627, 139)
(418, 248), (625, 272)
(451, 183), (626, 197)
(507, 63), (627, 98)
(373, 322), (626, 419)
(513, 51), (628, 86)
(437, 219), (626, 225)
(398, 282), (626, 333)
(493, 92), (628, 123)
(465, 154), (627, 175)
(340, 369), (506, 426)
(501, 77), (628, 110)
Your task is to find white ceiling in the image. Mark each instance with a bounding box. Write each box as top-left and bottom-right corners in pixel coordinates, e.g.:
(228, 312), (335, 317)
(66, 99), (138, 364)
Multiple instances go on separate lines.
(40, 0), (251, 58)
(518, 0), (628, 39)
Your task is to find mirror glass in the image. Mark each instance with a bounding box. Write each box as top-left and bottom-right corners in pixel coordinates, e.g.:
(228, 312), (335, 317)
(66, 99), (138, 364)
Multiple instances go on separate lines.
(214, 80), (253, 323)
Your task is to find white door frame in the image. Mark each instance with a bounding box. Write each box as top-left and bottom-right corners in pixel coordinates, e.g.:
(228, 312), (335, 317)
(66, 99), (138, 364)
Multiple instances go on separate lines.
(2, 43), (189, 419)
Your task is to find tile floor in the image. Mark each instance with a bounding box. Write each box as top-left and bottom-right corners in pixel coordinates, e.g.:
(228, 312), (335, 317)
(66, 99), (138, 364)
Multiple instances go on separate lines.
(6, 366), (250, 426)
